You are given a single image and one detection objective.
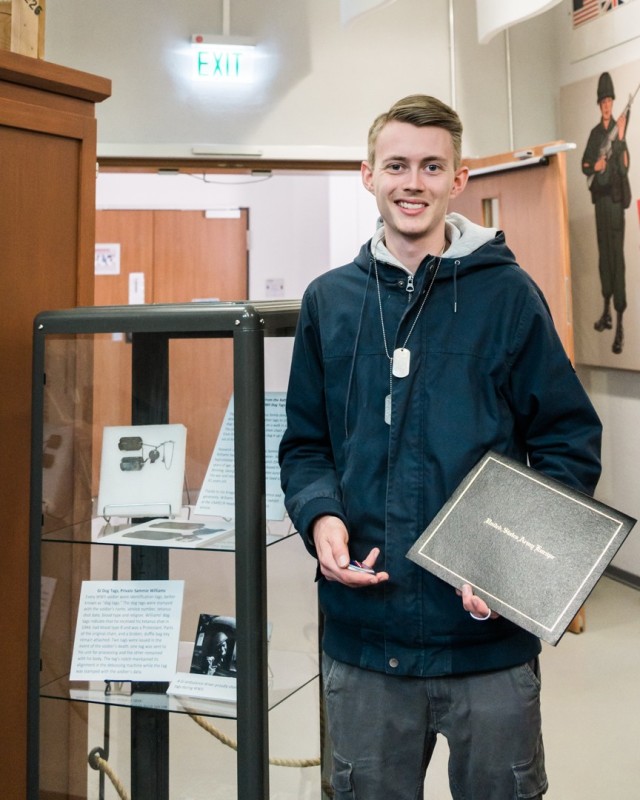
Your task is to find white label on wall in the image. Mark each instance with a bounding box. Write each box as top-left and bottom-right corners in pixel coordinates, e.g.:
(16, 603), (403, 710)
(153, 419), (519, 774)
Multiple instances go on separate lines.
(129, 272), (145, 305)
(265, 278), (285, 298)
(95, 243), (121, 275)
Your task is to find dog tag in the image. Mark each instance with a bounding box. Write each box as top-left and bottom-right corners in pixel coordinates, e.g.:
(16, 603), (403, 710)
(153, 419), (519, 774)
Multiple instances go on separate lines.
(384, 394), (391, 425)
(392, 347), (410, 378)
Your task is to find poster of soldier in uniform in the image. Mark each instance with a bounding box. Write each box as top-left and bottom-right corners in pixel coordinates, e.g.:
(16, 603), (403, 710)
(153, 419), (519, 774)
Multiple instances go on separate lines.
(581, 71), (634, 355)
(561, 61), (640, 370)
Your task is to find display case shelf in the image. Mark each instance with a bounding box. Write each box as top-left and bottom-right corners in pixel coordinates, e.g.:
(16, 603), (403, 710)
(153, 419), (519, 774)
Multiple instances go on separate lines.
(40, 647), (319, 720)
(40, 516), (297, 549)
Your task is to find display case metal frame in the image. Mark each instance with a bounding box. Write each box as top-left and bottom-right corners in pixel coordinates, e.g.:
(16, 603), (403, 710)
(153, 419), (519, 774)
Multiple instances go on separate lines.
(28, 300), (301, 800)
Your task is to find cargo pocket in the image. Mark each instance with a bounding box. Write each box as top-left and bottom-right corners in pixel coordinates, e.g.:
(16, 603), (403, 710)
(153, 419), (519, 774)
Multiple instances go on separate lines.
(513, 734), (548, 799)
(331, 753), (356, 799)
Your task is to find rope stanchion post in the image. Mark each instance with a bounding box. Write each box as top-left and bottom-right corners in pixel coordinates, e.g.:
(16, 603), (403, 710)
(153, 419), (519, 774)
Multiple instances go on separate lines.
(88, 747), (131, 800)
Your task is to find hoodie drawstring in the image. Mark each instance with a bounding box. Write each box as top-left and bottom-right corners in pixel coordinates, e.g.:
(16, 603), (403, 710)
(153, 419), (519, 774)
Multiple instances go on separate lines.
(453, 260), (460, 313)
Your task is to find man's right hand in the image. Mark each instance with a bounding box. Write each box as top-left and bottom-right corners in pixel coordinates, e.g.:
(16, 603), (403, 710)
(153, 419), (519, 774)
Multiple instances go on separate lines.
(312, 515), (389, 586)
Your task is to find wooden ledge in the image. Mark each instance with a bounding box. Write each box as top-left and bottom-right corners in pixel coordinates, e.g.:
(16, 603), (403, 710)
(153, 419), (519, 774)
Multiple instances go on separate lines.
(0, 49), (110, 103)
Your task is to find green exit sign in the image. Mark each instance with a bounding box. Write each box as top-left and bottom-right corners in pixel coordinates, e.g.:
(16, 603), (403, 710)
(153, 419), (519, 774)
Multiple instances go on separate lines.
(191, 37), (256, 82)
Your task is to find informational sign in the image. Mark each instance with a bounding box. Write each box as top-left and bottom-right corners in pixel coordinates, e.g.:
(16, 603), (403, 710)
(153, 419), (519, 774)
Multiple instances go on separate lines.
(195, 393), (287, 520)
(167, 672), (237, 703)
(70, 580), (184, 681)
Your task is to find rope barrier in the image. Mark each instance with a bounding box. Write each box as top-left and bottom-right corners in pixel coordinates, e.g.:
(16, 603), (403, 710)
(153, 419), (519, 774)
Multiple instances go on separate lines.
(188, 713), (321, 768)
(86, 714), (321, 800)
(88, 748), (131, 800)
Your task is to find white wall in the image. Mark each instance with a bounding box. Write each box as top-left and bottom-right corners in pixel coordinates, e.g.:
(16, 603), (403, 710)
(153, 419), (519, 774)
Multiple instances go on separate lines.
(578, 367), (640, 575)
(44, 0), (560, 159)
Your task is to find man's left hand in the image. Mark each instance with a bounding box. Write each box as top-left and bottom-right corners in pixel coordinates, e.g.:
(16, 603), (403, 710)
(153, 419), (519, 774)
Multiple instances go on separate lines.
(457, 583), (500, 620)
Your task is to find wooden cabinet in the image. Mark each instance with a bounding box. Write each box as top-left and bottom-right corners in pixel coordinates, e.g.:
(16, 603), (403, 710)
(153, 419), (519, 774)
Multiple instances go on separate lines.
(0, 50), (110, 797)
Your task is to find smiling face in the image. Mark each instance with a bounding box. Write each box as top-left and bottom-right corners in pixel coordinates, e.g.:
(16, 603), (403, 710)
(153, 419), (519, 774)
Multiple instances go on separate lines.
(361, 120), (468, 269)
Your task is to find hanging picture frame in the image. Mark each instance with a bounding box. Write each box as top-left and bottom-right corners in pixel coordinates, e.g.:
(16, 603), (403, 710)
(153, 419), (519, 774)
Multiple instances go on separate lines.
(571, 0), (640, 62)
(560, 59), (640, 370)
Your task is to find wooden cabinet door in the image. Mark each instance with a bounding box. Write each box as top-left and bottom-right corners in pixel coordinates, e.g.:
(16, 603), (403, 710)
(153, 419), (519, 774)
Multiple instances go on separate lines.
(0, 50), (110, 800)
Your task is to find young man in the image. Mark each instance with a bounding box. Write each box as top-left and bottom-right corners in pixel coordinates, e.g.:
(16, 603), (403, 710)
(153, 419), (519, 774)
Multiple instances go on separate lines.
(280, 95), (602, 799)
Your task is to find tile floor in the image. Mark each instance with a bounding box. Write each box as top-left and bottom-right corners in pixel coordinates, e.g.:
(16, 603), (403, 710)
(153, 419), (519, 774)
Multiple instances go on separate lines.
(425, 575), (640, 799)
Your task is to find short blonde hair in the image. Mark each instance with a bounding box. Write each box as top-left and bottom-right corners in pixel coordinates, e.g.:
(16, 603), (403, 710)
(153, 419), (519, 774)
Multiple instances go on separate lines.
(367, 94), (463, 168)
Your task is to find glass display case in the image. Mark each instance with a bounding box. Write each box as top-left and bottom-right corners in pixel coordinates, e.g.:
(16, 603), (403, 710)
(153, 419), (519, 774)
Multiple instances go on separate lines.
(28, 301), (318, 800)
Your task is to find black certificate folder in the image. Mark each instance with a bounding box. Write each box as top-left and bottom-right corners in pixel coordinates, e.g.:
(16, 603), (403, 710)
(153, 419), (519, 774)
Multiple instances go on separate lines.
(407, 452), (636, 645)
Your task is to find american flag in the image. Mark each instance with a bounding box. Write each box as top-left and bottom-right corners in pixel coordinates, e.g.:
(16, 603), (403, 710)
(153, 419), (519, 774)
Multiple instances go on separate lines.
(573, 0), (602, 26)
(574, 0), (634, 26)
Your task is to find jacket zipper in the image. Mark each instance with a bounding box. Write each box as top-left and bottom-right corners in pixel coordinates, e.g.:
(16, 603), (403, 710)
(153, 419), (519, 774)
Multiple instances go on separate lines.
(406, 274), (414, 302)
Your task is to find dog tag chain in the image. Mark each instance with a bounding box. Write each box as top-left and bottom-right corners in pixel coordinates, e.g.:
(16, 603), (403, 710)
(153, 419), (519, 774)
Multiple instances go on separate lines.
(373, 251), (442, 424)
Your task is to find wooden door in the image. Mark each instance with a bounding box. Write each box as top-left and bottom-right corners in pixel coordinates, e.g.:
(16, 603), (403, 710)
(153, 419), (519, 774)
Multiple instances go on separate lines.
(93, 211), (154, 492)
(153, 210), (249, 492)
(450, 151), (574, 358)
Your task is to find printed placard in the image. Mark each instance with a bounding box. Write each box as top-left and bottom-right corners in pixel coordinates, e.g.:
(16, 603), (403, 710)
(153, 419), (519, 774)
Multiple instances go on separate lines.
(70, 580), (184, 681)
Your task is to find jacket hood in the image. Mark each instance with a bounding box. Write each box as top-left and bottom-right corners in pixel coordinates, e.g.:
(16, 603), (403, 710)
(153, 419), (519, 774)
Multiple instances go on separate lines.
(360, 212), (517, 279)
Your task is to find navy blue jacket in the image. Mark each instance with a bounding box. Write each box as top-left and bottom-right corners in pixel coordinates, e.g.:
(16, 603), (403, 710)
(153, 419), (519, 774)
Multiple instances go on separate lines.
(279, 215), (602, 677)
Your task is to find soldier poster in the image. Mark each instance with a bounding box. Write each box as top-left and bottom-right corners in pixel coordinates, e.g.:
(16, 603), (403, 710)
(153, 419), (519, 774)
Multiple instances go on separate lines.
(560, 59), (640, 370)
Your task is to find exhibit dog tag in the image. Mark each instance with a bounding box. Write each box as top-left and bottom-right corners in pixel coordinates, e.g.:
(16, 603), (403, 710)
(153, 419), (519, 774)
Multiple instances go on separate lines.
(392, 347), (410, 378)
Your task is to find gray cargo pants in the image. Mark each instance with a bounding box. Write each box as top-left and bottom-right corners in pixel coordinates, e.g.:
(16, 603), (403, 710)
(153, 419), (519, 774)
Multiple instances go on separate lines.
(322, 653), (547, 799)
